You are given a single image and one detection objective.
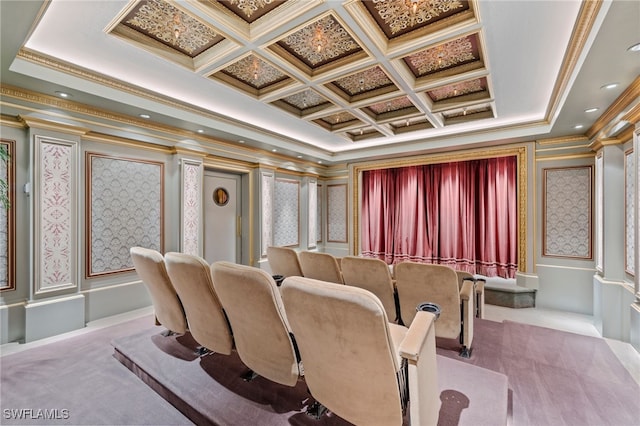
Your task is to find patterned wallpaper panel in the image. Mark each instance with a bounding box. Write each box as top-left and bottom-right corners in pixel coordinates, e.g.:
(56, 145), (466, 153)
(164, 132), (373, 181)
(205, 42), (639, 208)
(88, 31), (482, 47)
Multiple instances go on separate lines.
(308, 180), (317, 249)
(543, 166), (592, 259)
(274, 178), (299, 247)
(35, 138), (77, 294)
(626, 149), (635, 275)
(88, 153), (163, 276)
(0, 139), (14, 291)
(182, 160), (202, 256)
(317, 184), (322, 243)
(261, 172), (274, 256)
(327, 184), (347, 243)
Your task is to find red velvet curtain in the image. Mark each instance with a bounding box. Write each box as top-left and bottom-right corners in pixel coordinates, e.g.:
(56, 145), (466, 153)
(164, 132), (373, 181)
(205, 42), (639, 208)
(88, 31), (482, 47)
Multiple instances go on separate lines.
(361, 156), (518, 278)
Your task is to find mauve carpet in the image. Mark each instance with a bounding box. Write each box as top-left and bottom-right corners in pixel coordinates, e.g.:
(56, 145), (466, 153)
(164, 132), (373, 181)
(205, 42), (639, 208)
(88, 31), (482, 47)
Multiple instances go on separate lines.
(111, 327), (508, 426)
(1, 315), (638, 426)
(436, 319), (640, 426)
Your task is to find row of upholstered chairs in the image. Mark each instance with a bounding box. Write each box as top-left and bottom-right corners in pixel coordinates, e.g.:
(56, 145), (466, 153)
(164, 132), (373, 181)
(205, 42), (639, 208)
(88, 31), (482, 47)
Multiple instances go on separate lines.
(267, 246), (484, 358)
(130, 246), (440, 426)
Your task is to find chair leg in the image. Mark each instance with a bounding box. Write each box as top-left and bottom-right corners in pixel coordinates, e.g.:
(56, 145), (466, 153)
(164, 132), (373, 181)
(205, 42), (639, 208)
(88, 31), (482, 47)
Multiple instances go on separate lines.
(459, 346), (472, 358)
(306, 401), (328, 419)
(241, 369), (258, 382)
(196, 346), (211, 356)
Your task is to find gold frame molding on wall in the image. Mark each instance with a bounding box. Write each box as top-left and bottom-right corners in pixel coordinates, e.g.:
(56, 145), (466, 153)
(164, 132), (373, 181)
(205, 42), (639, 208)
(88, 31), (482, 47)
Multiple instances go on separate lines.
(0, 139), (15, 292)
(542, 165), (593, 260)
(352, 146), (527, 272)
(625, 148), (635, 276)
(85, 152), (165, 278)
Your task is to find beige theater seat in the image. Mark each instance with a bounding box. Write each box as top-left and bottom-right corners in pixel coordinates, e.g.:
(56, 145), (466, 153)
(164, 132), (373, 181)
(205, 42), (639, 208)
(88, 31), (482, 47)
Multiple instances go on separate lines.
(281, 276), (439, 426)
(164, 252), (233, 355)
(210, 261), (301, 387)
(298, 251), (343, 284)
(456, 270), (486, 319)
(340, 256), (399, 323)
(266, 246), (303, 278)
(130, 247), (187, 335)
(395, 262), (474, 357)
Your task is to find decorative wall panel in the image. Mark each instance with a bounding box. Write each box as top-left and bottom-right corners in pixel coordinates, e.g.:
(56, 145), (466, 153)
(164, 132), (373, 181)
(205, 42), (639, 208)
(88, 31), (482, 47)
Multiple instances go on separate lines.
(181, 160), (202, 256)
(636, 132), (640, 298)
(595, 154), (603, 271)
(274, 178), (299, 247)
(87, 153), (163, 276)
(327, 184), (347, 243)
(308, 179), (317, 249)
(543, 166), (592, 259)
(625, 149), (635, 275)
(0, 139), (15, 291)
(261, 172), (274, 256)
(317, 184), (323, 243)
(34, 137), (78, 294)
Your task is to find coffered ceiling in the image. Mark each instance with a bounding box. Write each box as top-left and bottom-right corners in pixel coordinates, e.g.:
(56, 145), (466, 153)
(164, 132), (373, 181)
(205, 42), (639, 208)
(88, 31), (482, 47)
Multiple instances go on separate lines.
(1, 0), (639, 165)
(105, 0), (493, 142)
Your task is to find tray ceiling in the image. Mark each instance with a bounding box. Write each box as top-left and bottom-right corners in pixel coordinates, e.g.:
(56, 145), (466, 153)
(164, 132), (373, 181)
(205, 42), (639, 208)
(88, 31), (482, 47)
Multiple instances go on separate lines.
(11, 0), (623, 163)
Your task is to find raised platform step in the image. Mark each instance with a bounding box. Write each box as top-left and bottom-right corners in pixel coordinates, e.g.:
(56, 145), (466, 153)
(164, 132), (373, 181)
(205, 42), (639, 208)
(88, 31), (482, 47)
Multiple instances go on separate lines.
(484, 281), (536, 308)
(112, 327), (509, 426)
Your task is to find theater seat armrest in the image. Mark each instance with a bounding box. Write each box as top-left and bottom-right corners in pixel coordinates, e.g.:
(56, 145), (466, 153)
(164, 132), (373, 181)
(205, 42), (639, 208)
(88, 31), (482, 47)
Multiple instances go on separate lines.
(474, 280), (485, 295)
(398, 311), (436, 362)
(459, 280), (473, 301)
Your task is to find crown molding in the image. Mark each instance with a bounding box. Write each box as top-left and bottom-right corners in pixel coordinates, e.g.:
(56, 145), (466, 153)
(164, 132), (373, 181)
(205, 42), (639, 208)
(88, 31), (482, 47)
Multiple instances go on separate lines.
(545, 0), (603, 124)
(587, 75), (640, 139)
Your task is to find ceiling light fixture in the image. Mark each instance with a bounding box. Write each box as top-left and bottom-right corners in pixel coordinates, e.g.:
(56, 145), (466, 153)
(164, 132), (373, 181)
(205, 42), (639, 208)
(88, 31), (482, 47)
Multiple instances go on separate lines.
(408, 0), (420, 15)
(627, 42), (640, 52)
(197, 129), (204, 133)
(55, 91), (71, 98)
(252, 58), (260, 80)
(139, 114), (151, 119)
(172, 13), (187, 40)
(573, 124), (584, 129)
(311, 23), (330, 53)
(600, 83), (619, 90)
(584, 107), (599, 113)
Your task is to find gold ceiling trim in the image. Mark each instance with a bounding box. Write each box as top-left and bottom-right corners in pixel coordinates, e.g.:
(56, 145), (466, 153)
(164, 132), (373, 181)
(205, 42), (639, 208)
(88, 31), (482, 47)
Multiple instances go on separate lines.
(18, 115), (91, 135)
(588, 75), (640, 139)
(537, 135), (590, 146)
(12, 50), (332, 156)
(545, 0), (603, 128)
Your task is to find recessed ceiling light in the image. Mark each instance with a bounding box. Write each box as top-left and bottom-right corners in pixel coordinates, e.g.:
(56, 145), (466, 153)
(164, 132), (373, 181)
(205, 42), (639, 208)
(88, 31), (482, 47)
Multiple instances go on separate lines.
(272, 149), (277, 152)
(600, 83), (619, 90)
(318, 160), (323, 164)
(139, 114), (151, 119)
(55, 91), (71, 98)
(197, 129), (204, 133)
(573, 124), (584, 129)
(584, 107), (599, 113)
(296, 155), (302, 159)
(627, 42), (640, 52)
(238, 140), (245, 144)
